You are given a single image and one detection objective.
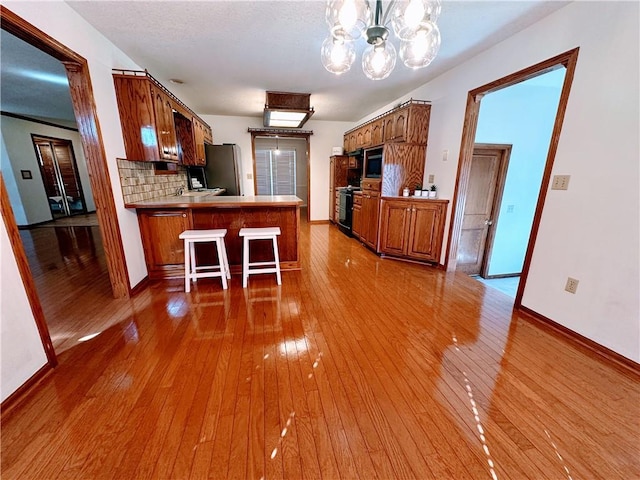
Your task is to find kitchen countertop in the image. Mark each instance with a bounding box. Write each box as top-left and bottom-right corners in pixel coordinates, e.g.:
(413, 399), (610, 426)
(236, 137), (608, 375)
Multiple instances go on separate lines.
(125, 194), (303, 209)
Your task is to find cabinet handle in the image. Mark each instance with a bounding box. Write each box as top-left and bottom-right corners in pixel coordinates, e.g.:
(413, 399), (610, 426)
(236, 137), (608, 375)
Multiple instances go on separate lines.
(182, 214), (186, 218)
(412, 208), (416, 212)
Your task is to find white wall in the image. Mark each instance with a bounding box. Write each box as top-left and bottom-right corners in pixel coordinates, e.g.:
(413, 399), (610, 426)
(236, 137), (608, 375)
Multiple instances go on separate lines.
(0, 220), (48, 402)
(0, 116), (96, 225)
(356, 1), (640, 361)
(201, 115), (352, 221)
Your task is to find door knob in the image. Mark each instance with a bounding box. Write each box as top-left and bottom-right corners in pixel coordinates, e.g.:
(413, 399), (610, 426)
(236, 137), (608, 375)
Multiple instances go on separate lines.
(485, 219), (493, 226)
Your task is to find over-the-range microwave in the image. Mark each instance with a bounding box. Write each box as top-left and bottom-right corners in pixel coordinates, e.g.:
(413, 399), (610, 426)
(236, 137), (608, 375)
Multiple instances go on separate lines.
(363, 147), (383, 179)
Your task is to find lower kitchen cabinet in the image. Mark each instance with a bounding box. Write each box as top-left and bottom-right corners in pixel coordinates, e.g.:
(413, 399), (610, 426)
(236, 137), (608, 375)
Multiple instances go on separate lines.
(137, 209), (193, 278)
(379, 198), (448, 263)
(360, 191), (380, 250)
(352, 192), (362, 238)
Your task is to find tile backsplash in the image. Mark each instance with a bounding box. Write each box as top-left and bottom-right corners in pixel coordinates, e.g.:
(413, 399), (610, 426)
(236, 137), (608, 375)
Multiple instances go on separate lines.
(117, 159), (188, 204)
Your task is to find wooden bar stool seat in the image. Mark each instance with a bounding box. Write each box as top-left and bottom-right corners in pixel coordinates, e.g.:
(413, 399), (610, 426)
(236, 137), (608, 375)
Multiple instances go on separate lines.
(179, 229), (230, 292)
(239, 227), (282, 288)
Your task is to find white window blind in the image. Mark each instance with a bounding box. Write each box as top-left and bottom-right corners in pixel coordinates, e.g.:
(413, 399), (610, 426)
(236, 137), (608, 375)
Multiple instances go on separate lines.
(255, 149), (296, 195)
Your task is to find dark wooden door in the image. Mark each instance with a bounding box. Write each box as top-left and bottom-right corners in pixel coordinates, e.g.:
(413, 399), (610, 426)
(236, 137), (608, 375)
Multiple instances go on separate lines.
(457, 146), (509, 275)
(33, 136), (86, 217)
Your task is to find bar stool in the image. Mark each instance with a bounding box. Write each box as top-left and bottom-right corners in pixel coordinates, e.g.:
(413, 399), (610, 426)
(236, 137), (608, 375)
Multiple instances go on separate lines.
(179, 229), (230, 292)
(239, 227), (281, 288)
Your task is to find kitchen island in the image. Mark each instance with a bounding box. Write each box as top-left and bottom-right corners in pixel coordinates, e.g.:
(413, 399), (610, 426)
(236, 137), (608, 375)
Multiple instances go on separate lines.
(125, 195), (302, 280)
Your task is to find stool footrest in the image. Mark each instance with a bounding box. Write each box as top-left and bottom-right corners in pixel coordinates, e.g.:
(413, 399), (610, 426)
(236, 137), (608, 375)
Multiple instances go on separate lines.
(246, 267), (279, 275)
(247, 261), (278, 267)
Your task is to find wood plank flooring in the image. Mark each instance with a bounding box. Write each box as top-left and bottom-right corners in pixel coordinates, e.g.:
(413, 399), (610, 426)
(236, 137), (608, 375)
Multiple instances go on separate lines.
(18, 225), (122, 353)
(3, 221), (639, 479)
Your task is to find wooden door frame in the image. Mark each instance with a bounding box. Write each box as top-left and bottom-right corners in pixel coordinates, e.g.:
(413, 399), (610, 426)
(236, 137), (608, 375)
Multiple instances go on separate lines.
(249, 128), (312, 223)
(445, 48), (580, 308)
(471, 143), (512, 278)
(1, 6), (130, 299)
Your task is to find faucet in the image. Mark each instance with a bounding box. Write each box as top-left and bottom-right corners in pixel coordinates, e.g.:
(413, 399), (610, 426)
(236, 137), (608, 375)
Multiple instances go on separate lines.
(176, 186), (184, 196)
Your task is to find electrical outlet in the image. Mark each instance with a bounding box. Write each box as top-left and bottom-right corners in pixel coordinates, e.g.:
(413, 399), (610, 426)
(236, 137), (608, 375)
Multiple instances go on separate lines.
(552, 175), (570, 190)
(506, 204), (515, 213)
(565, 277), (579, 294)
(428, 174), (435, 183)
(442, 149), (448, 161)
(246, 173), (253, 180)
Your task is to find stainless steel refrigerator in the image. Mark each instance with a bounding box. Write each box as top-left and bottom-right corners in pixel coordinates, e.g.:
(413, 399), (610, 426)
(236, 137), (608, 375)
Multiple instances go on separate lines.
(202, 144), (242, 196)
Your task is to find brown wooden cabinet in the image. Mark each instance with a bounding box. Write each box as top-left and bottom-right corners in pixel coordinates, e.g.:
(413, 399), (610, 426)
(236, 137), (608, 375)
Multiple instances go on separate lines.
(371, 119), (383, 146)
(113, 70), (212, 164)
(381, 104), (431, 144)
(352, 192), (362, 237)
(150, 86), (180, 162)
(379, 198), (448, 263)
(345, 100), (430, 154)
(360, 191), (380, 250)
(191, 117), (211, 166)
(137, 209), (192, 278)
(357, 180), (381, 250)
(380, 143), (428, 197)
(329, 155), (348, 223)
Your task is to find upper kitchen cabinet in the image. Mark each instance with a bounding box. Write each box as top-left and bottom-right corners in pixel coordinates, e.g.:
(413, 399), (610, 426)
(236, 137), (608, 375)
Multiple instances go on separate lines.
(191, 116), (213, 166)
(383, 103), (431, 144)
(343, 99), (431, 153)
(151, 85), (179, 162)
(113, 70), (212, 164)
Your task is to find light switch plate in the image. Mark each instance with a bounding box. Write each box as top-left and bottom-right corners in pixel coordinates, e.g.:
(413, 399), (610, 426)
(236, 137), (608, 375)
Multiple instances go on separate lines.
(246, 173), (253, 180)
(428, 174), (435, 183)
(552, 175), (570, 190)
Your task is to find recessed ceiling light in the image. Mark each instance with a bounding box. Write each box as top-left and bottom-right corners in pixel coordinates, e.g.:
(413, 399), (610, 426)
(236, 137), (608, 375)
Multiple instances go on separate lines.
(169, 78), (184, 84)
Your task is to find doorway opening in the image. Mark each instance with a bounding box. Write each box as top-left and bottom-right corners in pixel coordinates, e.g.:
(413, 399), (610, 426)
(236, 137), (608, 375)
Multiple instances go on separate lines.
(446, 48), (579, 306)
(1, 7), (131, 365)
(32, 135), (88, 219)
(250, 130), (311, 221)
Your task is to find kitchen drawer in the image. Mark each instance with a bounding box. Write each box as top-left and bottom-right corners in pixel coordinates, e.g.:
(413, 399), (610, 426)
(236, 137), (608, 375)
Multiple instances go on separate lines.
(361, 180), (381, 192)
(353, 194), (363, 206)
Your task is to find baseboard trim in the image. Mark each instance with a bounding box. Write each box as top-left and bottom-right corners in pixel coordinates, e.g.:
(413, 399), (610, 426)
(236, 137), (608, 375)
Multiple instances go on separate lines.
(309, 220), (330, 225)
(1, 364), (53, 419)
(380, 253), (442, 269)
(518, 305), (640, 378)
(130, 275), (149, 296)
(483, 272), (520, 279)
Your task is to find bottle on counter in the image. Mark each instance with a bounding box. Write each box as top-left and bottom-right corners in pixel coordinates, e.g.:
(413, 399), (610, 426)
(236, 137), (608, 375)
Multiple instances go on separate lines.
(403, 187), (410, 197)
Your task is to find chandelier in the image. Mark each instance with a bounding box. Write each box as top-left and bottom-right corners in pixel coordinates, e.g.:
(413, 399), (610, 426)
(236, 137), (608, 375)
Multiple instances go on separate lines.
(321, 0), (442, 80)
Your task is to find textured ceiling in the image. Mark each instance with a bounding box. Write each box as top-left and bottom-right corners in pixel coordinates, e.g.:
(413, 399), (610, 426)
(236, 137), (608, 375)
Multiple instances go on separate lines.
(1, 1), (570, 124)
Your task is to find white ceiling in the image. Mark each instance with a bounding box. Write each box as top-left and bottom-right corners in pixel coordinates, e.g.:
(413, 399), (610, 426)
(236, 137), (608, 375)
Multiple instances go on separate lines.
(1, 1), (570, 124)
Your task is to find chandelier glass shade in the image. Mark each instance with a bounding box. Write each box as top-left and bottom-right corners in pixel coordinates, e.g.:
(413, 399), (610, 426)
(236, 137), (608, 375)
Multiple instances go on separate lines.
(321, 0), (441, 80)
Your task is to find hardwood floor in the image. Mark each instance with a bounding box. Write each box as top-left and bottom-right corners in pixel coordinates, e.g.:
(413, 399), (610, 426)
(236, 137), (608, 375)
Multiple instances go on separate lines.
(18, 226), (121, 353)
(3, 221), (639, 479)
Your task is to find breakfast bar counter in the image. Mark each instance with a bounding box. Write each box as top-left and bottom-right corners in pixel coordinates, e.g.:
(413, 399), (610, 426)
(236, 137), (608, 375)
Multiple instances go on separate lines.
(126, 195), (302, 280)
